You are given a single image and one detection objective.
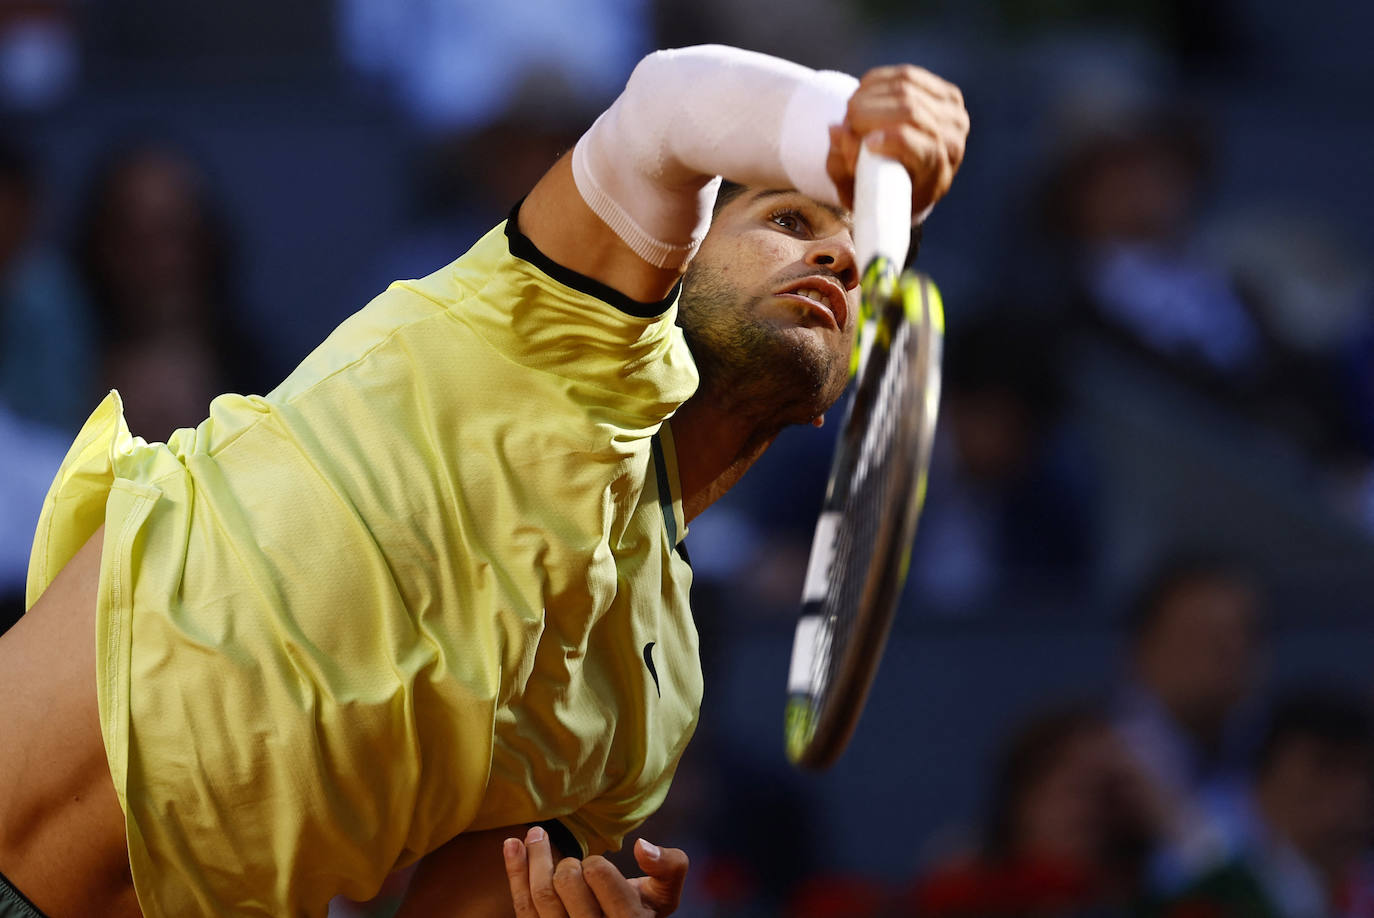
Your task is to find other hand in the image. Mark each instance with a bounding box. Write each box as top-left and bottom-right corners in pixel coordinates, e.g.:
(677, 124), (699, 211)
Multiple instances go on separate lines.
(504, 826), (688, 918)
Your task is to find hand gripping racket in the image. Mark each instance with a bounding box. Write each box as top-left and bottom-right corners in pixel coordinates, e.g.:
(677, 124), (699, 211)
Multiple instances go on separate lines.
(783, 147), (945, 770)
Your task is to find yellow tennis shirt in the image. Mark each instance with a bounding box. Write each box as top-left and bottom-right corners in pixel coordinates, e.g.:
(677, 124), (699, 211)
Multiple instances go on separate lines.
(25, 212), (703, 917)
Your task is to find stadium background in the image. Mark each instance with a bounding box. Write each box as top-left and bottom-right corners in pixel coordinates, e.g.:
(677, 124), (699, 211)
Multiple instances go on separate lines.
(2, 1), (1373, 915)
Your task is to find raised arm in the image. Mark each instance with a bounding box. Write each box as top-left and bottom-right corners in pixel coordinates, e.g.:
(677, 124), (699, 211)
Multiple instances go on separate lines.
(518, 45), (967, 305)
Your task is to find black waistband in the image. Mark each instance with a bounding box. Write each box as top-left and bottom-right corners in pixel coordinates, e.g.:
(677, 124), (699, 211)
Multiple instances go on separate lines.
(0, 868), (50, 918)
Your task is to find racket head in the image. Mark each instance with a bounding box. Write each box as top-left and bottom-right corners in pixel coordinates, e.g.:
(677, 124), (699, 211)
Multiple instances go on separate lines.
(784, 266), (944, 770)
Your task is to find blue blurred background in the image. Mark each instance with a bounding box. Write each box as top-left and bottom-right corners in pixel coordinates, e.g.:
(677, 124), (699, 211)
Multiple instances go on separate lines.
(4, 1), (1374, 915)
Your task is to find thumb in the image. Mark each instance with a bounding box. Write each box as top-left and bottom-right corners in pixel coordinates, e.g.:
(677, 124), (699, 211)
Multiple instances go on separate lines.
(630, 838), (689, 913)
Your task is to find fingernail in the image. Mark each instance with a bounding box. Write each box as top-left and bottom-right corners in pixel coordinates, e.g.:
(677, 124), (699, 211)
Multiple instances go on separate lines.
(504, 838), (522, 858)
(638, 839), (661, 860)
(865, 131), (887, 149)
(527, 826), (546, 844)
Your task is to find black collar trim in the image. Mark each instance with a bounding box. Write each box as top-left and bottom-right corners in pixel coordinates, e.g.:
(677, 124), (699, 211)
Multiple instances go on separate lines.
(504, 199), (680, 319)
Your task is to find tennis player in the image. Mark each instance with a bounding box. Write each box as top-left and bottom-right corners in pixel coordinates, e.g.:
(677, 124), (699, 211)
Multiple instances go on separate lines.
(0, 45), (967, 918)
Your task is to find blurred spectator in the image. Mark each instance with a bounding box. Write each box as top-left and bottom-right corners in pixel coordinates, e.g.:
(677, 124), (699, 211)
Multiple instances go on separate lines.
(0, 137), (93, 431)
(1115, 556), (1264, 796)
(1042, 100), (1359, 464)
(1113, 555), (1267, 892)
(909, 310), (1099, 611)
(1150, 689), (1374, 918)
(906, 705), (1161, 916)
(73, 141), (263, 441)
(1042, 104), (1264, 382)
(0, 138), (90, 626)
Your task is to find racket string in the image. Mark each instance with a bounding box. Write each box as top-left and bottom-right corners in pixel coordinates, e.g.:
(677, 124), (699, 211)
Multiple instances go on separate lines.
(808, 318), (913, 714)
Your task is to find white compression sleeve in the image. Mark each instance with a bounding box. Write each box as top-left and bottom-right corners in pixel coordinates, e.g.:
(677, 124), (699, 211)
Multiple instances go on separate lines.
(571, 45), (859, 270)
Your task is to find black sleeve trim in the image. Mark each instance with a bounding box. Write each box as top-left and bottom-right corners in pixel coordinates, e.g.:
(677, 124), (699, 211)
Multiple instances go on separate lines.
(534, 818), (586, 860)
(504, 198), (681, 319)
(650, 433), (678, 546)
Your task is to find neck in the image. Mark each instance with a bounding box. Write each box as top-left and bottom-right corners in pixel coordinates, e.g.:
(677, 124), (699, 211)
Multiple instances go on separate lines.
(671, 387), (786, 523)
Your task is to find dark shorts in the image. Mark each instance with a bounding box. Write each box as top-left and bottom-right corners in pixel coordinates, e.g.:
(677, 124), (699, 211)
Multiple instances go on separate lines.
(0, 870), (46, 918)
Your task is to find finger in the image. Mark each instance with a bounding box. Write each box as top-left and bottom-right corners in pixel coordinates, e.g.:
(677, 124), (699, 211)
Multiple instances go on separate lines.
(845, 96), (967, 175)
(864, 124), (956, 209)
(629, 839), (689, 914)
(553, 857), (605, 918)
(580, 855), (645, 915)
(505, 838), (539, 918)
(526, 826), (570, 918)
(846, 91), (968, 142)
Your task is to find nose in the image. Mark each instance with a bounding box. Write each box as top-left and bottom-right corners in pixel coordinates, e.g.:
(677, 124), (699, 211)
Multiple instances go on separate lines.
(807, 230), (859, 291)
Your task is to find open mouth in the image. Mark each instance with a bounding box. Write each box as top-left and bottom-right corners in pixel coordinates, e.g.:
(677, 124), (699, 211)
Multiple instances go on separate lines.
(773, 276), (849, 331)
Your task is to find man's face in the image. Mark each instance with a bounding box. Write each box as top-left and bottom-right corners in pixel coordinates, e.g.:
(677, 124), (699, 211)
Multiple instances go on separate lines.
(678, 186), (860, 427)
(1137, 576), (1262, 736)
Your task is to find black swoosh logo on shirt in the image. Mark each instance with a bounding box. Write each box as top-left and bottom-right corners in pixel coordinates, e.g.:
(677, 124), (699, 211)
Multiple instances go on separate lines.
(643, 642), (660, 698)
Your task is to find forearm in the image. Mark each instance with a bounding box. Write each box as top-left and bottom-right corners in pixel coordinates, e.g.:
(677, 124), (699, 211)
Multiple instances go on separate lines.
(571, 44), (857, 269)
(520, 46), (856, 303)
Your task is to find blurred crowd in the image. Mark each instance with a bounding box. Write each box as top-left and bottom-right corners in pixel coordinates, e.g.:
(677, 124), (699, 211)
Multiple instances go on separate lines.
(617, 557), (1374, 918)
(4, 1), (1374, 917)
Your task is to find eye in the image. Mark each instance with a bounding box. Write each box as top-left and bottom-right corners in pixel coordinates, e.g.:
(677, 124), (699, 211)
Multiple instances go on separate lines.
(768, 209), (810, 236)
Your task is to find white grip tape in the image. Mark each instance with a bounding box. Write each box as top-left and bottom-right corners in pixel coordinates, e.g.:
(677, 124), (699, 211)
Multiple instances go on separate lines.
(788, 615), (824, 694)
(852, 146), (913, 270)
(801, 510), (841, 603)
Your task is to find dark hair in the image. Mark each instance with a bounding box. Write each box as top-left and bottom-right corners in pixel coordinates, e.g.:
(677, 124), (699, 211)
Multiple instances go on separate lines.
(1038, 106), (1214, 242)
(1255, 688), (1374, 775)
(713, 179), (747, 215)
(982, 704), (1107, 860)
(1123, 552), (1257, 646)
(72, 140), (237, 339)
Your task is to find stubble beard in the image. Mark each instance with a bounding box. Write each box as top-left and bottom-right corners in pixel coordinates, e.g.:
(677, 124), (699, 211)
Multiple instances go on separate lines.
(678, 259), (846, 429)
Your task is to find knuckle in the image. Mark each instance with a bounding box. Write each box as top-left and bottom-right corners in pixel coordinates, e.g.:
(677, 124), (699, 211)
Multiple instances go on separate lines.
(532, 884), (562, 906)
(553, 857), (582, 883)
(582, 856), (615, 879)
(900, 82), (922, 112)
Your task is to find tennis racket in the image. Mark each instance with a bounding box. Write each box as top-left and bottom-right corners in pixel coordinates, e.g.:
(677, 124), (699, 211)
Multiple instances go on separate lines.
(783, 147), (944, 770)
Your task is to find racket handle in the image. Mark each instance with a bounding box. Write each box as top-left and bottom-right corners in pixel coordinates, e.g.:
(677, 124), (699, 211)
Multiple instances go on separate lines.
(852, 145), (913, 271)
